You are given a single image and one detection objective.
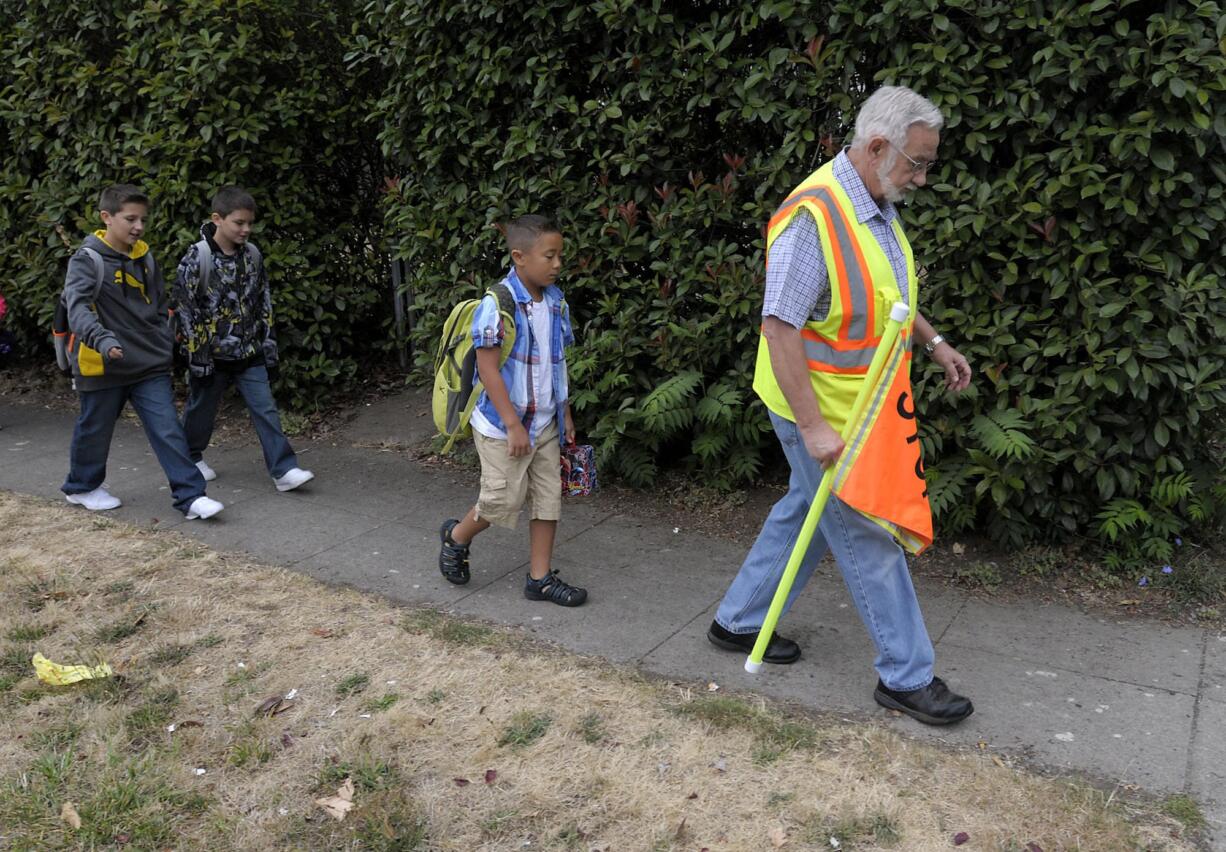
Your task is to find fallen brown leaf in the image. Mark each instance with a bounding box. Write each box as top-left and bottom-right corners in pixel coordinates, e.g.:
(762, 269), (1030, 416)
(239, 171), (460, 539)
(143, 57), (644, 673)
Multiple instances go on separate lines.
(686, 792), (698, 800)
(954, 831), (970, 845)
(314, 777), (355, 821)
(60, 802), (81, 830)
(254, 696), (295, 718)
(453, 777), (470, 787)
(674, 817), (687, 839)
(992, 755), (1006, 768)
(483, 769), (497, 785)
(311, 628), (335, 638)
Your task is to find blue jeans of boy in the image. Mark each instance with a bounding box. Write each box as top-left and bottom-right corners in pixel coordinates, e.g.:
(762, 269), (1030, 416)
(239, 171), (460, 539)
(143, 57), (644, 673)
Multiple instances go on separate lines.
(62, 374), (206, 514)
(181, 363), (297, 478)
(714, 411), (935, 692)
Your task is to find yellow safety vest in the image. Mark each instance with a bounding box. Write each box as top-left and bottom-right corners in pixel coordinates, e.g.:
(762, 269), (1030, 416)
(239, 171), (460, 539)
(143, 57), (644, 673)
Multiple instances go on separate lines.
(753, 160), (933, 553)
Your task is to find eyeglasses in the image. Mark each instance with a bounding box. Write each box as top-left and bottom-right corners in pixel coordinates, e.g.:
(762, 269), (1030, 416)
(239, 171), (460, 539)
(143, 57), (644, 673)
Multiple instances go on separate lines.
(889, 141), (938, 174)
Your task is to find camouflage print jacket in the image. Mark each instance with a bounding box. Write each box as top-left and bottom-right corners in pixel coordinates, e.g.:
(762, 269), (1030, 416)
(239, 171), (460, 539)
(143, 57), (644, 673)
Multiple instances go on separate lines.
(172, 221), (277, 377)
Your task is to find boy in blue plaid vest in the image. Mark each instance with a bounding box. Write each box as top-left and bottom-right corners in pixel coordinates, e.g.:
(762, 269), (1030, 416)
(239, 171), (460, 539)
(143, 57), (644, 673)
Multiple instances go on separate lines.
(438, 215), (587, 607)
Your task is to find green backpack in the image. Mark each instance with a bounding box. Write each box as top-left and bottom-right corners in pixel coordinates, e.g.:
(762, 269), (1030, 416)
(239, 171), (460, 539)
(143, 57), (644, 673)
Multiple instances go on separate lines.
(432, 282), (518, 453)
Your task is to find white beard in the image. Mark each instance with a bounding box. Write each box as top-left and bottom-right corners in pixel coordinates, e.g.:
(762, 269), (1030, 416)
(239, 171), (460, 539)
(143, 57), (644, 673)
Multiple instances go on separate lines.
(876, 152), (907, 204)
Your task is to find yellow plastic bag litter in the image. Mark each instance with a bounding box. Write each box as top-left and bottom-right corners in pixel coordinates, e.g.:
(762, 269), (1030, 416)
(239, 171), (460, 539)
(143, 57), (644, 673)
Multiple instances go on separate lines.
(32, 653), (113, 685)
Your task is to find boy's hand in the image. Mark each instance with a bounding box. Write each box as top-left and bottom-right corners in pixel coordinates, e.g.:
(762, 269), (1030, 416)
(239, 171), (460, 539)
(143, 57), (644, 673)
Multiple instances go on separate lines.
(563, 409), (576, 445)
(506, 422), (531, 458)
(107, 347), (123, 360)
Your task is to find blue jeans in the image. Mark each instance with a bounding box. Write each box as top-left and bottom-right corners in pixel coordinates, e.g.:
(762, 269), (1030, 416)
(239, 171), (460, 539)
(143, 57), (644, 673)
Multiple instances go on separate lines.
(62, 374), (206, 514)
(182, 363), (297, 478)
(715, 411), (935, 691)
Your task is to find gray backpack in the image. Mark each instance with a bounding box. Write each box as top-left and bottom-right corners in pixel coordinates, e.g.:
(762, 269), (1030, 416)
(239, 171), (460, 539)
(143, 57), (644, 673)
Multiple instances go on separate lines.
(192, 239), (262, 294)
(52, 247), (154, 374)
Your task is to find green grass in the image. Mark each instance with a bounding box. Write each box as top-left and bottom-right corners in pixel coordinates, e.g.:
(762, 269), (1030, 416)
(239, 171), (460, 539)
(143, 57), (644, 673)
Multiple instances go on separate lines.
(1162, 793), (1206, 830)
(677, 696), (819, 764)
(0, 747), (212, 849)
(0, 644), (31, 676)
(403, 610), (499, 646)
(576, 712), (607, 745)
(362, 692), (401, 713)
(125, 687), (180, 745)
(32, 722), (81, 750)
(93, 607), (154, 644)
(498, 711), (552, 749)
(423, 688), (445, 704)
(336, 672), (371, 697)
(315, 755), (399, 792)
(149, 643), (194, 666)
(5, 623), (52, 642)
(953, 561), (1003, 591)
(480, 809), (520, 835)
(228, 722), (275, 769)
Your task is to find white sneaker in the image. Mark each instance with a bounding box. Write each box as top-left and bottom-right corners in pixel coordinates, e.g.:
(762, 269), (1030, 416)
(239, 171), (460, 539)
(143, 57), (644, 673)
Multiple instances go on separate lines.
(185, 496), (224, 520)
(195, 460), (217, 481)
(65, 487), (121, 511)
(273, 467), (315, 492)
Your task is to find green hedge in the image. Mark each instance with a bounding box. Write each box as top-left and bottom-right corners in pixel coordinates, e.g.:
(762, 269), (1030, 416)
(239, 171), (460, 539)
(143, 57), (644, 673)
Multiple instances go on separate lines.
(3, 0), (1224, 562)
(0, 0), (389, 408)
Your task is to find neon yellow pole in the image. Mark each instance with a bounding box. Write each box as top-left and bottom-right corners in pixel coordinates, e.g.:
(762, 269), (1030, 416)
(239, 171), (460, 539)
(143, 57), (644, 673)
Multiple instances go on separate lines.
(745, 301), (912, 674)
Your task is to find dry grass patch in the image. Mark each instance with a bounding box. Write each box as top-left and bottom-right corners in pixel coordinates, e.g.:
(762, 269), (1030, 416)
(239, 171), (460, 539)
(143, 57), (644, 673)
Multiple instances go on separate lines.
(0, 491), (1203, 851)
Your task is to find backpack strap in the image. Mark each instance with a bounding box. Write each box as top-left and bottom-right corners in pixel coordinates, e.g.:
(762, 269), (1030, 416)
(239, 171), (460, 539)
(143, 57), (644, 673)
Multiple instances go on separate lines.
(194, 239), (212, 297)
(491, 280), (516, 318)
(487, 282), (519, 365)
(245, 241), (263, 279)
(80, 247), (107, 302)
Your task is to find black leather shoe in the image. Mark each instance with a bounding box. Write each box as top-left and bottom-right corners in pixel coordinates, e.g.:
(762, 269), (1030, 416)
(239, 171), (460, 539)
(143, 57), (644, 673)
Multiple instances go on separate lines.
(874, 676), (973, 725)
(707, 620), (801, 665)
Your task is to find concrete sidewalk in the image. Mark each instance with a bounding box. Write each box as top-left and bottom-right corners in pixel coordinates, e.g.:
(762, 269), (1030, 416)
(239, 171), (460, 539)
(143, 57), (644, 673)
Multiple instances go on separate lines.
(2, 394), (1222, 847)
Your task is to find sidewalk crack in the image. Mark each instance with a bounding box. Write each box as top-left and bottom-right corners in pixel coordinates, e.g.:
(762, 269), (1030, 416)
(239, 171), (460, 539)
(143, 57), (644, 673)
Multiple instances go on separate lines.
(1182, 629), (1210, 791)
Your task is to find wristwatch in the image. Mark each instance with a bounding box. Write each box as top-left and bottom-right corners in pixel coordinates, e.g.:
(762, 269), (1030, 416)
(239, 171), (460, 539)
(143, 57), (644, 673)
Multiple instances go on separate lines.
(923, 334), (946, 354)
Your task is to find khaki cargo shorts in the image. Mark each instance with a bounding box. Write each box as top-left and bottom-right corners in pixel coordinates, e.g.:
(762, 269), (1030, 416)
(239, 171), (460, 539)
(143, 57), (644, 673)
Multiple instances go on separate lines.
(473, 421), (562, 529)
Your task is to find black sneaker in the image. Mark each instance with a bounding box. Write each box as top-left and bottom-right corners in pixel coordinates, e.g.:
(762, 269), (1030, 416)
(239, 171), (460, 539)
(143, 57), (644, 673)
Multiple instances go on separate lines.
(438, 519), (470, 585)
(524, 570), (587, 607)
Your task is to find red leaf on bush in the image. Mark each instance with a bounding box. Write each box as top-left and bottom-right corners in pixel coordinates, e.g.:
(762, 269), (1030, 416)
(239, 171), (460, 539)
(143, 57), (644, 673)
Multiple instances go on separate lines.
(689, 170), (705, 189)
(617, 200), (639, 227)
(806, 35), (826, 61)
(722, 152), (745, 171)
(654, 181), (674, 202)
(954, 831), (970, 845)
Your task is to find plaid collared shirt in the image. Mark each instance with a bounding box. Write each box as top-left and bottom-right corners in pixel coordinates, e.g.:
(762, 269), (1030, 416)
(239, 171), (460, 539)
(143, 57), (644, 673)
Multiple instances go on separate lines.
(762, 150), (910, 328)
(469, 267), (574, 447)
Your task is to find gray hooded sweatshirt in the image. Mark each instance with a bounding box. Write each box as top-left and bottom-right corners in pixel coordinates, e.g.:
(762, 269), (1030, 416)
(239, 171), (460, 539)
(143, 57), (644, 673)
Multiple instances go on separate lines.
(63, 231), (174, 391)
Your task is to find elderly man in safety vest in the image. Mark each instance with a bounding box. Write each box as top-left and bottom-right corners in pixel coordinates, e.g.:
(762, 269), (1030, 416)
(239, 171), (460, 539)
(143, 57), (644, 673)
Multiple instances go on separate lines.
(707, 86), (975, 725)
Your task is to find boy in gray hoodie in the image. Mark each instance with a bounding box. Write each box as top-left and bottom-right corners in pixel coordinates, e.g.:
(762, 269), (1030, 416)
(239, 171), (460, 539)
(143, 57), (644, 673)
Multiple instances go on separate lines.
(60, 184), (223, 519)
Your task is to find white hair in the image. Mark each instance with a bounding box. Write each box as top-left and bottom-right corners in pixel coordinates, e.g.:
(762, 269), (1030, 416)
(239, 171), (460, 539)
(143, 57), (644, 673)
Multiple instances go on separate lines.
(850, 86), (944, 151)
